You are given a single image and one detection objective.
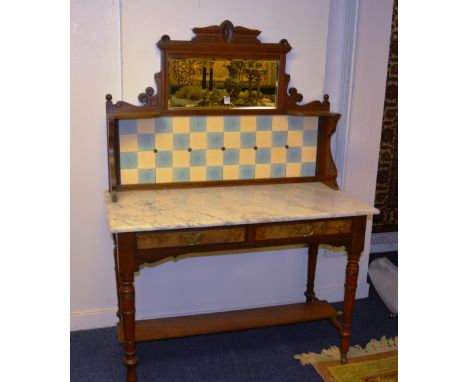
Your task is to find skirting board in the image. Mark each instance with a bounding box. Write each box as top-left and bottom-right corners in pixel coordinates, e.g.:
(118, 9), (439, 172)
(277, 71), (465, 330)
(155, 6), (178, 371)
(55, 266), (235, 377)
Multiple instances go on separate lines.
(70, 307), (119, 331)
(70, 282), (369, 331)
(370, 232), (398, 253)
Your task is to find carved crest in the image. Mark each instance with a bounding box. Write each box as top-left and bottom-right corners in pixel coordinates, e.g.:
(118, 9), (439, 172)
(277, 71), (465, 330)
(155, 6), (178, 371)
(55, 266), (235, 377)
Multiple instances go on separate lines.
(191, 20), (261, 43)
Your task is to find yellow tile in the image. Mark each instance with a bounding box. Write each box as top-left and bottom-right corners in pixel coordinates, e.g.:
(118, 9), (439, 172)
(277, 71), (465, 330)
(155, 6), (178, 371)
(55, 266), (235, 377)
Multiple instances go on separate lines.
(155, 133), (173, 151)
(256, 131), (272, 147)
(137, 119), (155, 134)
(224, 132), (241, 148)
(302, 147), (317, 162)
(271, 147), (287, 164)
(173, 151), (190, 167)
(120, 135), (137, 152)
(190, 167), (207, 182)
(272, 116), (288, 131)
(173, 117), (190, 133)
(207, 116), (224, 132)
(223, 165), (240, 180)
(303, 117), (319, 130)
(239, 148), (256, 165)
(155, 168), (173, 183)
(120, 169), (138, 185)
(138, 152), (156, 169)
(240, 116), (257, 132)
(286, 163), (301, 177)
(288, 131), (303, 147)
(190, 132), (207, 149)
(255, 164), (271, 179)
(206, 149), (224, 166)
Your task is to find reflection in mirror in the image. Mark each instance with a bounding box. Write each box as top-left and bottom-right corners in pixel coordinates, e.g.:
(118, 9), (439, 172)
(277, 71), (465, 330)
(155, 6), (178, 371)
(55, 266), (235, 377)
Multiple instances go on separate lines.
(168, 58), (278, 109)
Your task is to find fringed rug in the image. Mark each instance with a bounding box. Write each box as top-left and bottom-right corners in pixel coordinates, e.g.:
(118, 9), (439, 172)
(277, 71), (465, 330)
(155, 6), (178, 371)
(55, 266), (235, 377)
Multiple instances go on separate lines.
(295, 336), (397, 382)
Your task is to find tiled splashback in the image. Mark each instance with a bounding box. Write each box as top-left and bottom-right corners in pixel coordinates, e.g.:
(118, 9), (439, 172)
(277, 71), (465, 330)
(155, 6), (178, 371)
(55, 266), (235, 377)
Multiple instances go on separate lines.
(119, 116), (318, 184)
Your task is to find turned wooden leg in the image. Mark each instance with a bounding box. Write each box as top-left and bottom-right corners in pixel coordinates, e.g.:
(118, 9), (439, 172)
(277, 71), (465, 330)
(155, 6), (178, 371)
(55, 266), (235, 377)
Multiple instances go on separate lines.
(120, 272), (138, 382)
(339, 216), (366, 364)
(116, 233), (138, 382)
(304, 243), (319, 302)
(112, 234), (122, 322)
(339, 252), (360, 363)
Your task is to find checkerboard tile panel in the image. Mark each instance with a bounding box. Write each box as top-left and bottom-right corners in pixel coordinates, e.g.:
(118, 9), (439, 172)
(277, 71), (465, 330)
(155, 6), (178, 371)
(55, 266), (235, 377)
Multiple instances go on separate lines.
(118, 116), (318, 184)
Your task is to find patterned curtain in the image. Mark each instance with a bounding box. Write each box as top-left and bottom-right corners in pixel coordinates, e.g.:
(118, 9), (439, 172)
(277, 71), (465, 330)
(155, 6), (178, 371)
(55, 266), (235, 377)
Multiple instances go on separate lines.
(373, 0), (398, 233)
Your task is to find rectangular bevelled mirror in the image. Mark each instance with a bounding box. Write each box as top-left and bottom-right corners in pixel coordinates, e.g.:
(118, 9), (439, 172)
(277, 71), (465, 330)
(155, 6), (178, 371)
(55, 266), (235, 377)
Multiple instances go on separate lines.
(168, 58), (278, 109)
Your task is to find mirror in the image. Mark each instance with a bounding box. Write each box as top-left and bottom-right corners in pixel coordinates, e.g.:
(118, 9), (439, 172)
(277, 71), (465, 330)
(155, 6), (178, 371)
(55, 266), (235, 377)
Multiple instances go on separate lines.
(168, 58), (278, 109)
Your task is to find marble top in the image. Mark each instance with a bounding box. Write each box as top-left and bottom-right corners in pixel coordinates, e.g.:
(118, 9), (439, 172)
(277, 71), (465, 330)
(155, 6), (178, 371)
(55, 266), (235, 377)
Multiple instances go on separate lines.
(104, 182), (378, 233)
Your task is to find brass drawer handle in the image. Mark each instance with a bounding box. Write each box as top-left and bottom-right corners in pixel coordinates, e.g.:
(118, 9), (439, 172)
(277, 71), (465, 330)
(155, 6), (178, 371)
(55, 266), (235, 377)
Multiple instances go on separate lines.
(183, 232), (204, 246)
(294, 226), (314, 237)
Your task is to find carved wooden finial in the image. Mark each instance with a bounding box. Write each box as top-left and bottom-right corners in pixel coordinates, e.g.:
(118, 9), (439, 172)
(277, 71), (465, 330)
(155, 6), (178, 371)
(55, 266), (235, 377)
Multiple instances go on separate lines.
(160, 34), (170, 42)
(106, 94), (113, 102)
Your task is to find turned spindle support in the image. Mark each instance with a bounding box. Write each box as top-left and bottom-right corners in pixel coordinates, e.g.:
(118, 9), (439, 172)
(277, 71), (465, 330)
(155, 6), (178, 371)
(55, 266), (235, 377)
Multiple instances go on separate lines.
(112, 234), (122, 321)
(339, 216), (366, 364)
(117, 233), (138, 382)
(305, 243), (319, 302)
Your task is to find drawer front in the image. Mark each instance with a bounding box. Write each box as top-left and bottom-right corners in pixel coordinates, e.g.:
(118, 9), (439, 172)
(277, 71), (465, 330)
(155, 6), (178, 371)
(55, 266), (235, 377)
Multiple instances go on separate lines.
(136, 227), (245, 250)
(255, 219), (352, 241)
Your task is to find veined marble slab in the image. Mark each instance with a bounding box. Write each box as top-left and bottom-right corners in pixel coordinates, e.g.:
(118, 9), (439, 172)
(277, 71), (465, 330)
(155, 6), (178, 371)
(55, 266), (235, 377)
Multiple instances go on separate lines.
(104, 182), (379, 233)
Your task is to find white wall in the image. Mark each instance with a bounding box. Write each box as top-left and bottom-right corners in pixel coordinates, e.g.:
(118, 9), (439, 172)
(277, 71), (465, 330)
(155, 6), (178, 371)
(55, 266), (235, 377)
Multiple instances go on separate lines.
(71, 0), (122, 328)
(342, 0), (394, 291)
(120, 0), (330, 104)
(320, 0), (394, 298)
(70, 0), (393, 330)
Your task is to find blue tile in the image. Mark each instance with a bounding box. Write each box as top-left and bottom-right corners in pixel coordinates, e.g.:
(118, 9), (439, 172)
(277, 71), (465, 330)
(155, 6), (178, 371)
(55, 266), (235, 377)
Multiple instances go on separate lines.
(138, 169), (155, 184)
(173, 168), (189, 182)
(288, 116), (304, 130)
(271, 164), (286, 178)
(207, 133), (224, 149)
(240, 132), (256, 148)
(239, 165), (255, 179)
(301, 163), (316, 176)
(119, 120), (137, 135)
(224, 116), (240, 131)
(255, 148), (271, 164)
(207, 166), (223, 180)
(190, 117), (207, 132)
(287, 147), (302, 163)
(257, 116), (272, 131)
(190, 150), (206, 167)
(137, 134), (155, 151)
(224, 149), (240, 165)
(155, 117), (173, 133)
(303, 130), (317, 146)
(156, 151), (172, 168)
(173, 134), (189, 150)
(272, 131), (287, 147)
(120, 152), (137, 169)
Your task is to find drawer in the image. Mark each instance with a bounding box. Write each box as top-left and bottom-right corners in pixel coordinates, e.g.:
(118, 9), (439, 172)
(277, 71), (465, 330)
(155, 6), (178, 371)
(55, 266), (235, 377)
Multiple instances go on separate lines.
(136, 227), (246, 250)
(255, 219), (352, 241)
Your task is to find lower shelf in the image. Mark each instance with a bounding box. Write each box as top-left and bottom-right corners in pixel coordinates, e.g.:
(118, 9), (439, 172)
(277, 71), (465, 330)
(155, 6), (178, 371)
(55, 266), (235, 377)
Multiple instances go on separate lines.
(117, 301), (339, 343)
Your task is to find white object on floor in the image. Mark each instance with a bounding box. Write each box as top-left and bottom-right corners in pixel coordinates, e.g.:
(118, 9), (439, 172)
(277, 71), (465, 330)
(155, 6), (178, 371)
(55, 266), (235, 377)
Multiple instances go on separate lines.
(368, 257), (398, 315)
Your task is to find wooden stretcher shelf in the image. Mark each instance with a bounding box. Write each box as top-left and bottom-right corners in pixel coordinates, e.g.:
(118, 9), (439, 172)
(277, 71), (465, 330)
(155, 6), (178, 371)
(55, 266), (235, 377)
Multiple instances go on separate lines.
(118, 301), (339, 343)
